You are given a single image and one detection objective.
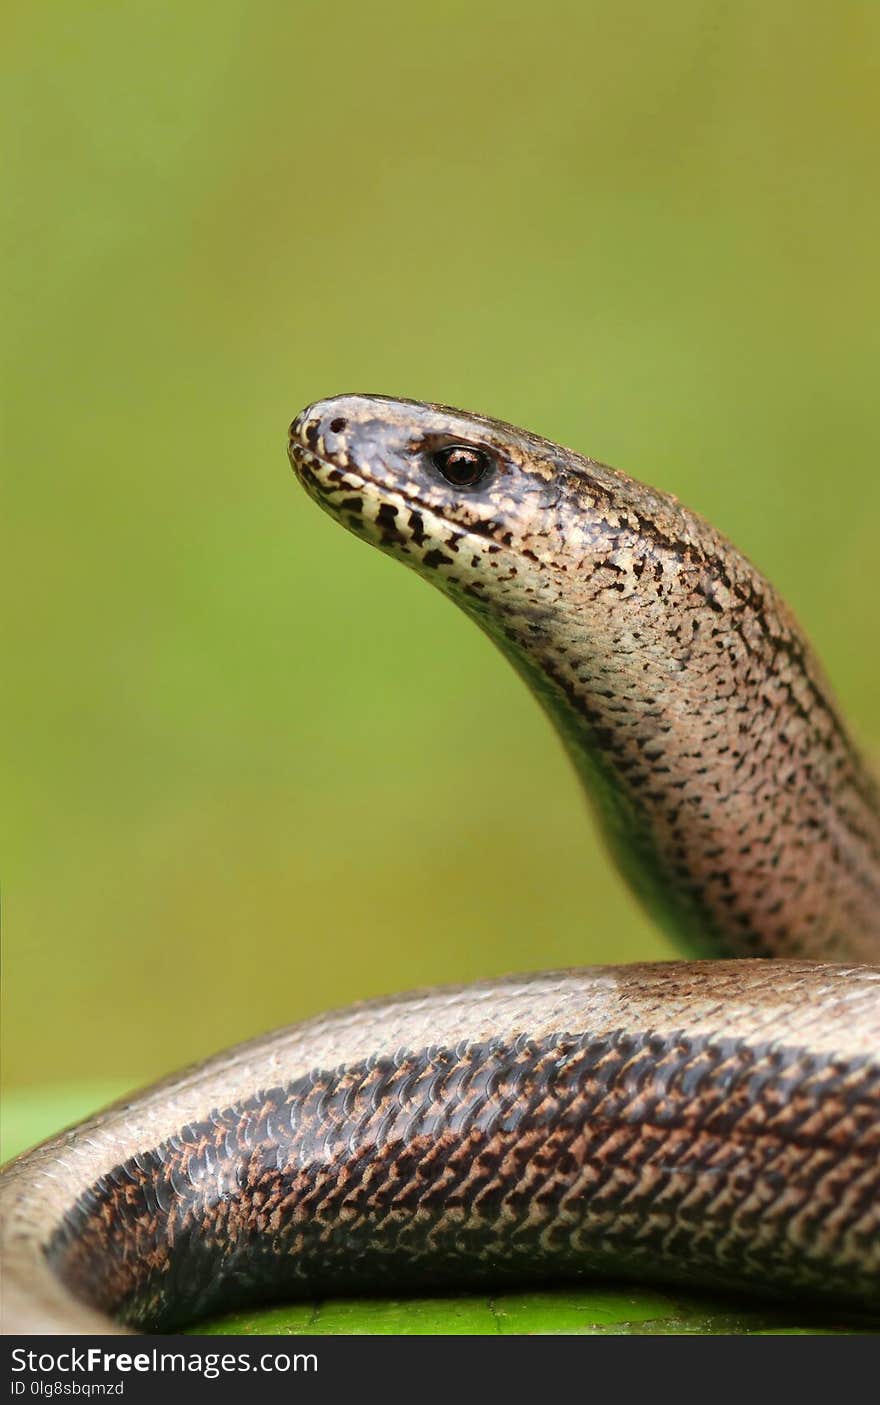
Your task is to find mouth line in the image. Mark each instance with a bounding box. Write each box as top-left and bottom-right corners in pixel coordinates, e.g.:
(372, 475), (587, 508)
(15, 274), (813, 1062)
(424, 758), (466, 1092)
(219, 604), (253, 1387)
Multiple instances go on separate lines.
(288, 435), (501, 548)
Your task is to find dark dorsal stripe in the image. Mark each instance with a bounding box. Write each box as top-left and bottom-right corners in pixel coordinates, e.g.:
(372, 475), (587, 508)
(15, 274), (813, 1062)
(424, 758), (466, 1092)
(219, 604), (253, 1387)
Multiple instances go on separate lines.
(47, 1027), (880, 1330)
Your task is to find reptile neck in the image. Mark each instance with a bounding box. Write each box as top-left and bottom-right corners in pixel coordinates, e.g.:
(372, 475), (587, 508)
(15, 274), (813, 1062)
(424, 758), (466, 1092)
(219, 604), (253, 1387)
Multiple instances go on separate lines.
(451, 507), (880, 962)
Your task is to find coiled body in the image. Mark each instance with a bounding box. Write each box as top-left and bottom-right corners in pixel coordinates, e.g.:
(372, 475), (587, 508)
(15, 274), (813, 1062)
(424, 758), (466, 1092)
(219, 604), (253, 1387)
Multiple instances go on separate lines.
(2, 396), (879, 1334)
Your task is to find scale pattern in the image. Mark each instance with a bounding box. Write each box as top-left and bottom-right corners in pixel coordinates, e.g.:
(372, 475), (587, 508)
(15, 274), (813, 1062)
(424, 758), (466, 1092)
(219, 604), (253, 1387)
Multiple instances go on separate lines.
(49, 1024), (880, 1330)
(2, 397), (878, 1334)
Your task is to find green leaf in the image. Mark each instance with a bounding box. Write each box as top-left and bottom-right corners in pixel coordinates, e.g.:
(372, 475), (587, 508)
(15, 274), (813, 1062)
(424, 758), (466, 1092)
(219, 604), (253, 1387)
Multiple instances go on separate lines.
(192, 1287), (878, 1337)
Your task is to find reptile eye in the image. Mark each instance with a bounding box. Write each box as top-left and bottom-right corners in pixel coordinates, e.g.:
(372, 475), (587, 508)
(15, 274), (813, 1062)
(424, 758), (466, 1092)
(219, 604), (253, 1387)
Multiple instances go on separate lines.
(431, 444), (491, 488)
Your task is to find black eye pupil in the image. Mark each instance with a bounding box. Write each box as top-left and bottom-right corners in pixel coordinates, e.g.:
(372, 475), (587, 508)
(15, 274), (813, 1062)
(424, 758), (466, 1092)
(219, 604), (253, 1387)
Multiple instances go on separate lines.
(432, 445), (490, 486)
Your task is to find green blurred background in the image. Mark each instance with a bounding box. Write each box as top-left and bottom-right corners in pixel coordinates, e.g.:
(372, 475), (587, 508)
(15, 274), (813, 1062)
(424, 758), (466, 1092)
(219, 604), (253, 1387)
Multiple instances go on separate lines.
(3, 2), (879, 1156)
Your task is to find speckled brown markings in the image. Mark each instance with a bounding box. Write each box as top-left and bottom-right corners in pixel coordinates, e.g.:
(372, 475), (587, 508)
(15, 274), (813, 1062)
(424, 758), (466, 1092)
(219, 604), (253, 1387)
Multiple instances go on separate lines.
(1, 398), (879, 1334)
(289, 396), (880, 963)
(45, 1013), (880, 1329)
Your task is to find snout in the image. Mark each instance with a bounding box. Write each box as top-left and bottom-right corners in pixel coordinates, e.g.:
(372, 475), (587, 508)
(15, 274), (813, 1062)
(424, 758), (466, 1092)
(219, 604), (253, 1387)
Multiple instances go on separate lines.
(289, 396), (347, 454)
(288, 393), (396, 467)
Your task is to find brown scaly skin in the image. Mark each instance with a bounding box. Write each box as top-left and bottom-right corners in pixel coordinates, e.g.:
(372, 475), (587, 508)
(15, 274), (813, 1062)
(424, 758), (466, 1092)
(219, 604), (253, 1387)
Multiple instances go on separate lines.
(290, 396), (880, 963)
(1, 397), (878, 1334)
(4, 962), (880, 1332)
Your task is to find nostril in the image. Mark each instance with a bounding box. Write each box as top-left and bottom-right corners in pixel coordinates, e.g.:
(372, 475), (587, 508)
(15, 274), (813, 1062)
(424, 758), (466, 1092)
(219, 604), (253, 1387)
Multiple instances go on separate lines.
(329, 417), (347, 434)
